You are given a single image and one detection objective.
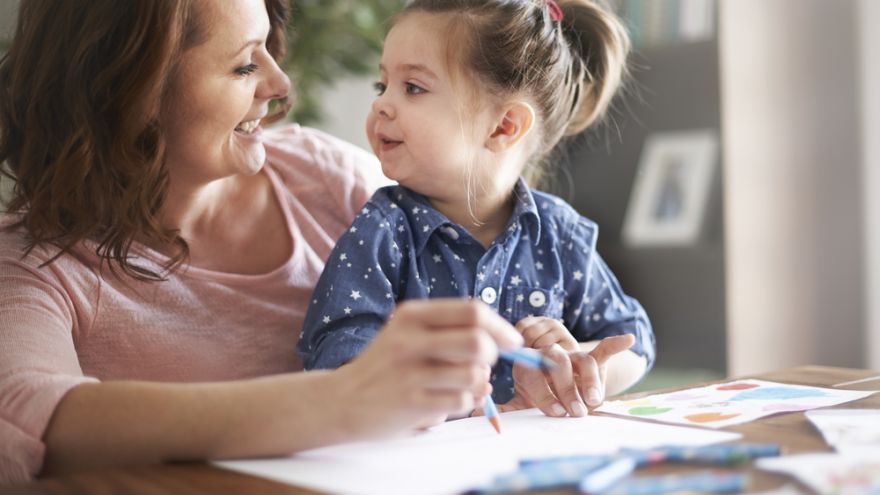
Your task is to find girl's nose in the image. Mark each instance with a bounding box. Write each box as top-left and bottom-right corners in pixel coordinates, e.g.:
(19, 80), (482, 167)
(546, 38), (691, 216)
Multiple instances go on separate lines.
(371, 93), (395, 119)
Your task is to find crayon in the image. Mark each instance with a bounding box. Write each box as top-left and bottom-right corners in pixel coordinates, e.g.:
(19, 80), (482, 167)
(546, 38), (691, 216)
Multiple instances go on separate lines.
(620, 443), (780, 466)
(602, 470), (747, 495)
(483, 395), (501, 434)
(476, 455), (614, 494)
(578, 457), (637, 494)
(498, 347), (557, 371)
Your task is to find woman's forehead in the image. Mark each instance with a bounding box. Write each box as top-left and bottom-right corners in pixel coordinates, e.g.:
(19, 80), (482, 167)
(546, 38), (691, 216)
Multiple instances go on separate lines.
(190, 0), (270, 53)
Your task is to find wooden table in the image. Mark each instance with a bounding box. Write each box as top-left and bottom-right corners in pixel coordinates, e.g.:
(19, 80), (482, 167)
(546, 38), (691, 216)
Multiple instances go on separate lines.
(4, 366), (878, 495)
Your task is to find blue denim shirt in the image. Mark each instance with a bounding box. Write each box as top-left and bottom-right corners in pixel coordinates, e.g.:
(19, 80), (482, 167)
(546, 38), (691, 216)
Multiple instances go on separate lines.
(298, 180), (655, 403)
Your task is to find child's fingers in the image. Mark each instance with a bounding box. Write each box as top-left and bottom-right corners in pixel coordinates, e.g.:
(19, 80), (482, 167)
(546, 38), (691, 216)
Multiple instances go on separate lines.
(570, 351), (604, 407)
(531, 331), (564, 349)
(588, 334), (635, 366)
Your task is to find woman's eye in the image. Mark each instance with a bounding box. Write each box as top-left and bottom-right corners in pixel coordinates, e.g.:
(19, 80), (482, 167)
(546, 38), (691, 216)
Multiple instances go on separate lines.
(373, 81), (387, 95)
(405, 83), (426, 95)
(235, 64), (259, 77)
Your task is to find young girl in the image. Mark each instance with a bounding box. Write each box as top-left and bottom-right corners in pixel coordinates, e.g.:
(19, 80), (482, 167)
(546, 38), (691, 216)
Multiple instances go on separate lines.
(299, 0), (655, 416)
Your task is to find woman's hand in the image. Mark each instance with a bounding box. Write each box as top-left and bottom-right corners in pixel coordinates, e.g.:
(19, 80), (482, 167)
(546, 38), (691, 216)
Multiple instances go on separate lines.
(496, 334), (635, 417)
(332, 299), (521, 438)
(515, 316), (579, 352)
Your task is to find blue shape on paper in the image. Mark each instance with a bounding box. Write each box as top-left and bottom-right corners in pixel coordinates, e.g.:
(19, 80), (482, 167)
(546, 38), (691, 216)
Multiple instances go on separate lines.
(729, 387), (827, 401)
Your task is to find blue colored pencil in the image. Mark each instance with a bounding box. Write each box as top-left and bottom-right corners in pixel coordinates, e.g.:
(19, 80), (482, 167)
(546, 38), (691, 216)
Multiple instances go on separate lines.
(498, 347), (557, 371)
(483, 395), (501, 434)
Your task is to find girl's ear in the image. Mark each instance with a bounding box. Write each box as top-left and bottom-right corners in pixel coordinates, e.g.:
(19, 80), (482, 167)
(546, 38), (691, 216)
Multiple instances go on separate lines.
(486, 101), (535, 152)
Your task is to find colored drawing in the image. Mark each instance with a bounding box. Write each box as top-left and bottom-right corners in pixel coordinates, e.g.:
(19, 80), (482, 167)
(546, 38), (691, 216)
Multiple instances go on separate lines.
(716, 383), (759, 391)
(729, 387), (826, 401)
(684, 412), (741, 423)
(628, 406), (673, 416)
(596, 379), (874, 429)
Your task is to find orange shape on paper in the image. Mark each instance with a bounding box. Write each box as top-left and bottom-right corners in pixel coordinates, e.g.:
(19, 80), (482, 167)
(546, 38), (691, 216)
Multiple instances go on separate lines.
(685, 412), (741, 423)
(716, 382), (759, 391)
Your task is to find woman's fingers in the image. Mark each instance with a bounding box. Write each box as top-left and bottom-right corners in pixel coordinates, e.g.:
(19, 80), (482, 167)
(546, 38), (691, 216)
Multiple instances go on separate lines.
(406, 327), (498, 365)
(395, 299), (523, 349)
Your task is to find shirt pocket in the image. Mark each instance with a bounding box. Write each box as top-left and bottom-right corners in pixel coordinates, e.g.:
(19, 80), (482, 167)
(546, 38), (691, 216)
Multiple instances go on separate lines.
(503, 286), (566, 324)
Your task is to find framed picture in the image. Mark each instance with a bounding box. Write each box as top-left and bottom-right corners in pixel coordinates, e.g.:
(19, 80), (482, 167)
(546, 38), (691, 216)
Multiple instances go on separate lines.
(622, 129), (719, 247)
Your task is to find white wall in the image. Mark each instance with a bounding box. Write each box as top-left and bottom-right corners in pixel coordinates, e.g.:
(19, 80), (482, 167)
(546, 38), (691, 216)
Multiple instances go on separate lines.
(313, 75), (375, 153)
(861, 0), (880, 370)
(721, 0), (866, 375)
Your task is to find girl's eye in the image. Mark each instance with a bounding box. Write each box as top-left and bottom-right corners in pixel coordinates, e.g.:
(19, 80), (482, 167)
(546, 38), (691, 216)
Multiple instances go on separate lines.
(373, 81), (387, 95)
(235, 64), (259, 77)
(405, 82), (426, 95)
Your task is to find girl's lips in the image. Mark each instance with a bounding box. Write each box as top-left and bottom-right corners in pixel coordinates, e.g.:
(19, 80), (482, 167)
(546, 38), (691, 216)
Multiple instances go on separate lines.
(381, 139), (402, 152)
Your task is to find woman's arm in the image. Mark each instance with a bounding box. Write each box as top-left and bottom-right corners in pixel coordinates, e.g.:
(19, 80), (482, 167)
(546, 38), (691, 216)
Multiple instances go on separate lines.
(42, 372), (345, 476)
(42, 299), (522, 476)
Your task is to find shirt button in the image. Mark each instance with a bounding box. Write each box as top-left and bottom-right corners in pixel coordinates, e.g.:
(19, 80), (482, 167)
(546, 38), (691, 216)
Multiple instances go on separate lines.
(480, 287), (497, 304)
(441, 226), (460, 240)
(528, 290), (546, 308)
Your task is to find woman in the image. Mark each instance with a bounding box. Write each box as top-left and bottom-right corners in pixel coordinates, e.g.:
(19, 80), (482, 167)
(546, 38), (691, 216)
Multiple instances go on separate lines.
(0, 0), (622, 485)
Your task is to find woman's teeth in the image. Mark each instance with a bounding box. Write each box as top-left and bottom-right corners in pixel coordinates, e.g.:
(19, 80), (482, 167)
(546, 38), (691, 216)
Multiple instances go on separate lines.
(235, 119), (261, 134)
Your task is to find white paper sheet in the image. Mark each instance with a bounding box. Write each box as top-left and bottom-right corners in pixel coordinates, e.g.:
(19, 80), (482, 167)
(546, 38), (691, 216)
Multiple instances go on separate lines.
(214, 408), (740, 495)
(805, 409), (880, 453)
(596, 379), (875, 428)
(757, 452), (880, 495)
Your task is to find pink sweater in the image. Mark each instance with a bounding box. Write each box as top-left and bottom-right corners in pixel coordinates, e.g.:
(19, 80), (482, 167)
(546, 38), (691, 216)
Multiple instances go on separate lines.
(0, 125), (385, 484)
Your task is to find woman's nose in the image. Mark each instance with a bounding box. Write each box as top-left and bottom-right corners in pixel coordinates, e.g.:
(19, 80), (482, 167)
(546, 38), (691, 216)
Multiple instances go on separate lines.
(260, 58), (291, 101)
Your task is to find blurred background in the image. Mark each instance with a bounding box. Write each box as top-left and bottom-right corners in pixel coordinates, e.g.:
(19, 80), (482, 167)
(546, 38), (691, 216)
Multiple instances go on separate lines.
(1, 0), (878, 391)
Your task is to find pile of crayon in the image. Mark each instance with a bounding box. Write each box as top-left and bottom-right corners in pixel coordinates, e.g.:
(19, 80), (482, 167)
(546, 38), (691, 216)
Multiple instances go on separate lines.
(471, 443), (780, 495)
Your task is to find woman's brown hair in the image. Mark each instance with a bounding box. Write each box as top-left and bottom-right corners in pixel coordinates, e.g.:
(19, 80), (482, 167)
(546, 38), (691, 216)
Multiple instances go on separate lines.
(0, 0), (291, 281)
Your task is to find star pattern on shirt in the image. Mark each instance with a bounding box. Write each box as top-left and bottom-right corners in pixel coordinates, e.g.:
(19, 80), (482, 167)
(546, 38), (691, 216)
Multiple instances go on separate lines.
(298, 184), (651, 405)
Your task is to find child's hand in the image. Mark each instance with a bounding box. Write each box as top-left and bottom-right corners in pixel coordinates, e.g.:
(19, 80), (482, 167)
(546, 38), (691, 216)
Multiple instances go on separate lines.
(496, 334), (636, 417)
(515, 316), (579, 352)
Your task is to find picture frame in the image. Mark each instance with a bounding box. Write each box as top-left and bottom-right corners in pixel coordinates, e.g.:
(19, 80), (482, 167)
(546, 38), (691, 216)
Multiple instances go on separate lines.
(621, 129), (719, 247)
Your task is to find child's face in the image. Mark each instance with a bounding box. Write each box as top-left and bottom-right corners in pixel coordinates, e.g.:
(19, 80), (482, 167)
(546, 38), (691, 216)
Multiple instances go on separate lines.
(366, 13), (500, 202)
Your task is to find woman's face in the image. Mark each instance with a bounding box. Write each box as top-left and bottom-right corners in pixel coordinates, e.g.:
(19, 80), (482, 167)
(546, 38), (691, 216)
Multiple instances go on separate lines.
(161, 0), (290, 186)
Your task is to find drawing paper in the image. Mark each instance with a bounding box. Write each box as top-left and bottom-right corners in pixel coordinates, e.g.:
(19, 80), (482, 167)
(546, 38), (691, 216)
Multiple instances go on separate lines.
(215, 408), (739, 495)
(595, 379), (874, 428)
(757, 452), (880, 495)
(805, 409), (880, 453)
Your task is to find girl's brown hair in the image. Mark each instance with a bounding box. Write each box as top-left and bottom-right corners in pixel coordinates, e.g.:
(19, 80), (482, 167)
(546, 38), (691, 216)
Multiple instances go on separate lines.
(397, 0), (630, 187)
(0, 0), (291, 280)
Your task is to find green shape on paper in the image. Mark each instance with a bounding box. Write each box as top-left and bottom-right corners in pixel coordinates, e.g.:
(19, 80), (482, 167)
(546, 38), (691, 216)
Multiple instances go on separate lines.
(628, 406), (673, 416)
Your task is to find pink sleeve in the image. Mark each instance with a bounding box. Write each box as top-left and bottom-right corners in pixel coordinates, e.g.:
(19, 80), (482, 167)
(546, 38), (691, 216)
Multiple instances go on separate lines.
(0, 255), (99, 484)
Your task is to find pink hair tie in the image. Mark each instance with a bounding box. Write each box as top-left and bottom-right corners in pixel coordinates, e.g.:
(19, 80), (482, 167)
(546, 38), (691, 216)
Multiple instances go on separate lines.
(547, 0), (564, 22)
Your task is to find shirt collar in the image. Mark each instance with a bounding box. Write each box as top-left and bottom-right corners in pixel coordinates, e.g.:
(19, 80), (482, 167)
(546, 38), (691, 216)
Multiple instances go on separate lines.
(398, 178), (542, 254)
